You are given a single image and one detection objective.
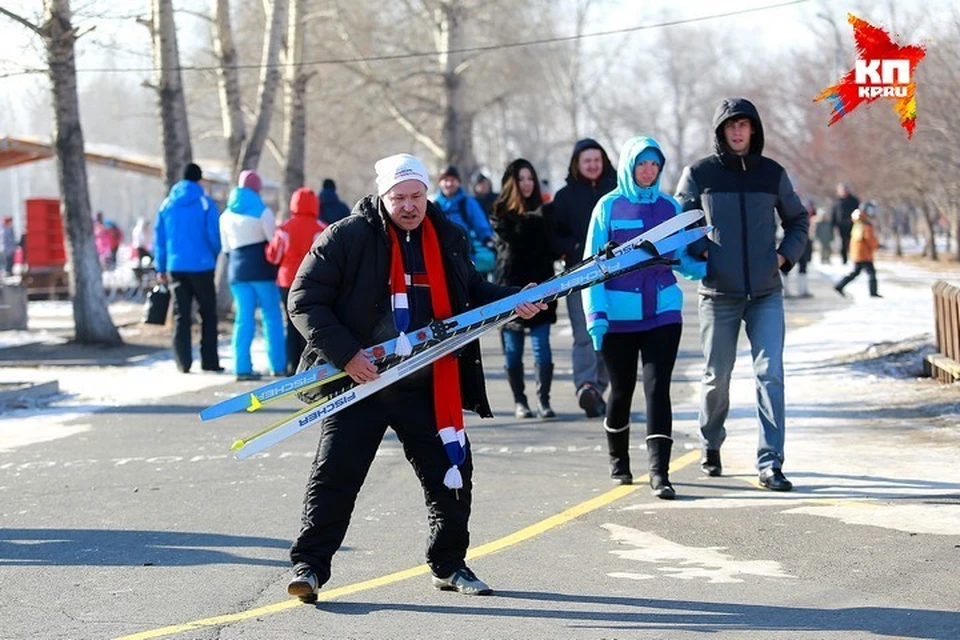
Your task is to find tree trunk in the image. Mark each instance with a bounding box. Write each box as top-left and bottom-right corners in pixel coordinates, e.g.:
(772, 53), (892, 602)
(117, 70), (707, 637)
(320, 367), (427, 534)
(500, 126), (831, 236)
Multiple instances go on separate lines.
(437, 0), (475, 179)
(214, 0), (245, 171)
(240, 0), (288, 172)
(42, 0), (121, 345)
(282, 0), (308, 211)
(954, 205), (960, 262)
(922, 201), (939, 261)
(152, 0), (193, 189)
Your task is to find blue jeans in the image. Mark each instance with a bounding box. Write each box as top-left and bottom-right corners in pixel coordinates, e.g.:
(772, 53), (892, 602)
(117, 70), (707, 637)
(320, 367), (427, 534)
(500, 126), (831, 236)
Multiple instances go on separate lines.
(698, 292), (786, 471)
(230, 280), (286, 376)
(502, 323), (552, 370)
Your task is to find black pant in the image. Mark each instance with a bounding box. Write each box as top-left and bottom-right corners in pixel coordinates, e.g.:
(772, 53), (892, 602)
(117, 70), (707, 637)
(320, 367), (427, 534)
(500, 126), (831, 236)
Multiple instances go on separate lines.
(290, 380), (473, 585)
(838, 227), (852, 264)
(837, 261), (878, 295)
(600, 323), (682, 437)
(280, 287), (306, 376)
(169, 270), (219, 371)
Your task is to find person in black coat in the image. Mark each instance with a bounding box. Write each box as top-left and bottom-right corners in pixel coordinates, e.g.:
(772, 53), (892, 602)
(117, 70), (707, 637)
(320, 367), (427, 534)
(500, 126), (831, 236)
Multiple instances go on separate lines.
(285, 153), (545, 602)
(545, 138), (617, 418)
(831, 182), (860, 264)
(491, 159), (559, 420)
(318, 178), (351, 225)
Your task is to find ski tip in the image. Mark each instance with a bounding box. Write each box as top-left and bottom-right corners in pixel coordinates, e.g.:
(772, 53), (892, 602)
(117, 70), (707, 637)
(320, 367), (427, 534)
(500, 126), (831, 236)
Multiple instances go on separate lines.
(230, 439), (245, 452)
(246, 393), (263, 412)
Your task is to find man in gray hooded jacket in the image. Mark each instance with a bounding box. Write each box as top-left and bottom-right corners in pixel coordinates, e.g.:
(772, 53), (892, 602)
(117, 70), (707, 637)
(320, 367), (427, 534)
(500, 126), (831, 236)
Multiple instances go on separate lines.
(675, 97), (808, 492)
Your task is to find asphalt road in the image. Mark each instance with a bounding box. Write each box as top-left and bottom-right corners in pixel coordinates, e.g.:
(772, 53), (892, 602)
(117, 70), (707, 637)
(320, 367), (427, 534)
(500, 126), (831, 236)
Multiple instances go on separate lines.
(1, 276), (958, 640)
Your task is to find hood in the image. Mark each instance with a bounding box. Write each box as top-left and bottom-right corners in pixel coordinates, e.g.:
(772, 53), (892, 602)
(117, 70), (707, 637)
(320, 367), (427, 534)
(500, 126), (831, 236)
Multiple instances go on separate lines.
(289, 187), (319, 218)
(434, 186), (466, 208)
(227, 186), (266, 217)
(615, 136), (665, 205)
(319, 187), (340, 205)
(712, 97), (764, 158)
(167, 180), (205, 207)
(565, 138), (615, 186)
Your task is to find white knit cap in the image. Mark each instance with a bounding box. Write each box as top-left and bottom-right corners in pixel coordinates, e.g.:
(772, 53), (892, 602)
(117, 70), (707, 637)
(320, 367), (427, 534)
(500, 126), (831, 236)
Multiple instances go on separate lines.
(374, 153), (431, 196)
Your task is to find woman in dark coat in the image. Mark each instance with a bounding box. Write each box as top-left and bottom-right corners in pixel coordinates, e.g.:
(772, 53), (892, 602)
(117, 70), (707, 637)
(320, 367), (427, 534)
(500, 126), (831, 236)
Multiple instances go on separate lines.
(492, 159), (559, 419)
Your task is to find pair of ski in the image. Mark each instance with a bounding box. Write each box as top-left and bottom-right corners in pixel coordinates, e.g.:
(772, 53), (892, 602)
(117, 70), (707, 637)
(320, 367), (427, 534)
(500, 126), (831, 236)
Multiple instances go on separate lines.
(203, 211), (708, 459)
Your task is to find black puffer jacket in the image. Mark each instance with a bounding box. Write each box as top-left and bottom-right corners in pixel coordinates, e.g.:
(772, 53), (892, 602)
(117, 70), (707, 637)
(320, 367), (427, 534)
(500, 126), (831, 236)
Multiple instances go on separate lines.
(288, 195), (513, 417)
(491, 205), (558, 329)
(675, 98), (809, 298)
(545, 138), (617, 268)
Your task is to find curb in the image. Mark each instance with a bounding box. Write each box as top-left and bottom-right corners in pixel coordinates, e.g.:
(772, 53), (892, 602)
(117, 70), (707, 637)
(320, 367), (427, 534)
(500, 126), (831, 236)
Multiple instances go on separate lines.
(0, 380), (60, 405)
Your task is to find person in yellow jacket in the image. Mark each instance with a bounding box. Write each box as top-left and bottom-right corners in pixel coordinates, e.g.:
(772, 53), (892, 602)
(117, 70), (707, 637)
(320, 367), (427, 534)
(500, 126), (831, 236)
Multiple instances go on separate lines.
(834, 206), (881, 298)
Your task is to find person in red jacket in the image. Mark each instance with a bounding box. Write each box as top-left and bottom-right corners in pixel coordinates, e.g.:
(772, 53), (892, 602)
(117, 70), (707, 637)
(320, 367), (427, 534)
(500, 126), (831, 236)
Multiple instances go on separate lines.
(277, 188), (328, 375)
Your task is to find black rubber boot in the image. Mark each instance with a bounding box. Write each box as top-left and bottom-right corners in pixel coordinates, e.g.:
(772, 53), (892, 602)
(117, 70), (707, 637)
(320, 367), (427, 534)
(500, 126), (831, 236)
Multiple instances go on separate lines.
(605, 422), (632, 485)
(534, 362), (556, 420)
(647, 437), (675, 500)
(506, 366), (533, 419)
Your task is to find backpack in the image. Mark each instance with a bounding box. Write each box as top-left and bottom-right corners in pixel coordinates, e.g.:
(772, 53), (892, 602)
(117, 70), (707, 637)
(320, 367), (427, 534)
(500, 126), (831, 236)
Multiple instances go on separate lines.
(265, 228), (289, 266)
(453, 197), (495, 275)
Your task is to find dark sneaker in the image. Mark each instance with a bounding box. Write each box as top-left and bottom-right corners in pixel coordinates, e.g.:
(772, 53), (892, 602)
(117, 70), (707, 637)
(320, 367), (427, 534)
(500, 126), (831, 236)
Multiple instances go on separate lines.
(287, 567), (319, 603)
(431, 566), (493, 595)
(701, 449), (722, 477)
(577, 385), (605, 418)
(235, 372), (263, 382)
(202, 365), (225, 373)
(759, 468), (793, 492)
(834, 285), (846, 297)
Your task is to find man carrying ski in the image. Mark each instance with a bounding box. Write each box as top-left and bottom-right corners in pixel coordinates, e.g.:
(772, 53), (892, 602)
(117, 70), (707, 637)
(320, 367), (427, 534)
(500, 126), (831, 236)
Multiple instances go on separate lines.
(284, 153), (545, 602)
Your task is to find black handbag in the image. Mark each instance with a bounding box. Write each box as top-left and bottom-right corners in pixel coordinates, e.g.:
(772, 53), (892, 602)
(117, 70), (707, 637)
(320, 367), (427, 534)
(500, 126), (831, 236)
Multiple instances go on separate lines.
(142, 284), (170, 325)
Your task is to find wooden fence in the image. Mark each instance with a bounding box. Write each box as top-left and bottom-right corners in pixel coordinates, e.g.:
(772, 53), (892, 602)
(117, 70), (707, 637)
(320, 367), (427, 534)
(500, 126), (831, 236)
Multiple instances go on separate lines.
(925, 280), (960, 383)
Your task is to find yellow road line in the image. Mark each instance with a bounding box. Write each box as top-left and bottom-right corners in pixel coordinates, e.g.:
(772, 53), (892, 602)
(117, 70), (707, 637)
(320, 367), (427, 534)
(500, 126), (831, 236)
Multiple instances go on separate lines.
(115, 449), (700, 640)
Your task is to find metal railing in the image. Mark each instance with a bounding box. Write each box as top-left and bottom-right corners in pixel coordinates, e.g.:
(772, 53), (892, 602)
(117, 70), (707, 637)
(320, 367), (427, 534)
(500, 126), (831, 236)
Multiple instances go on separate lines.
(925, 280), (960, 383)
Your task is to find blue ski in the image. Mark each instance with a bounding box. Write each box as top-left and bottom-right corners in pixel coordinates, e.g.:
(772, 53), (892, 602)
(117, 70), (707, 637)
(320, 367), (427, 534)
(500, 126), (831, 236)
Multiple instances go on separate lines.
(200, 210), (705, 421)
(230, 225), (709, 458)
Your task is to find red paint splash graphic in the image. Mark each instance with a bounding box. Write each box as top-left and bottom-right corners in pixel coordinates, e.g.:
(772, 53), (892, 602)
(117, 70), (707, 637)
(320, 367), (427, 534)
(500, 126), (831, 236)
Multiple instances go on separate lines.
(813, 14), (926, 138)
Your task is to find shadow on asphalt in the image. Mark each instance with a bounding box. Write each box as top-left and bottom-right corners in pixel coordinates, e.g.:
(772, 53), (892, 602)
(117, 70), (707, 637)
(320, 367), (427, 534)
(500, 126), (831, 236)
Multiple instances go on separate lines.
(318, 592), (960, 639)
(0, 529), (289, 567)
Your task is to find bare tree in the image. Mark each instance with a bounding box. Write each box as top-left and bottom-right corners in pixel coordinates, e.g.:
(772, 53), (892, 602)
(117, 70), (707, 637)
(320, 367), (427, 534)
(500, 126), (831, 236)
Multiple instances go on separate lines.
(213, 0), (246, 171)
(330, 0), (526, 179)
(239, 0), (289, 172)
(141, 0), (193, 189)
(281, 0), (315, 207)
(0, 1), (121, 345)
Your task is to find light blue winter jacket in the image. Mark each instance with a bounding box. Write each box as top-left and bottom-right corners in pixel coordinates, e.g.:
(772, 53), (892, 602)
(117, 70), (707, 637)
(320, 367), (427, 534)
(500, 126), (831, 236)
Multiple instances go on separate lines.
(584, 136), (706, 350)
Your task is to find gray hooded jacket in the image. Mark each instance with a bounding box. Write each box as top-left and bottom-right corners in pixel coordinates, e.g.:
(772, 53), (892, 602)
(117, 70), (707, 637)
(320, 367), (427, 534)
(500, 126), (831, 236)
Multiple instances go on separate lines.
(675, 98), (808, 298)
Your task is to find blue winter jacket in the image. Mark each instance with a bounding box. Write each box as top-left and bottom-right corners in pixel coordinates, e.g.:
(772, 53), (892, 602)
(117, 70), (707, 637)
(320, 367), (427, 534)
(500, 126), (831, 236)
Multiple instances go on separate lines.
(154, 180), (221, 274)
(584, 137), (706, 350)
(432, 187), (494, 242)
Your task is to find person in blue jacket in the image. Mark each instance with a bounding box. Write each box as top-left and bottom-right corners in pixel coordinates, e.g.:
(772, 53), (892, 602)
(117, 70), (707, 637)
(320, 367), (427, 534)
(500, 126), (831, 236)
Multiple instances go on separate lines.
(432, 165), (496, 274)
(219, 170), (286, 381)
(584, 137), (706, 498)
(154, 163), (223, 374)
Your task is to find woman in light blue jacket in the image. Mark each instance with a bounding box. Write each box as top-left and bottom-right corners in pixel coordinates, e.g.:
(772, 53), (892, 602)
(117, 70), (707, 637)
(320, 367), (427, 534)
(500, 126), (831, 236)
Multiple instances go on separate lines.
(219, 170), (286, 380)
(584, 137), (706, 498)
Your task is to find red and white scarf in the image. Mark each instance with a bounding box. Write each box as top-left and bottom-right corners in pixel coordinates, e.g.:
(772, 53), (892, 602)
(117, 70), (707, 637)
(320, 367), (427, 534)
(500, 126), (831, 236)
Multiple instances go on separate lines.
(387, 218), (466, 489)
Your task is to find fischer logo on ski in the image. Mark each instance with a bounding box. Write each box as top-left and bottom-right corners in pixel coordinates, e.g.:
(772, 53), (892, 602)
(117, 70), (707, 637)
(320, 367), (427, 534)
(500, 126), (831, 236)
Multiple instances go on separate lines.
(297, 391), (358, 427)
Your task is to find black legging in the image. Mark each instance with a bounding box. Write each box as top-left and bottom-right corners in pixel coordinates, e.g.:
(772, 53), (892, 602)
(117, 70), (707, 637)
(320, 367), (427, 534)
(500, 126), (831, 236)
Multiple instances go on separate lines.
(600, 323), (683, 437)
(281, 287), (307, 376)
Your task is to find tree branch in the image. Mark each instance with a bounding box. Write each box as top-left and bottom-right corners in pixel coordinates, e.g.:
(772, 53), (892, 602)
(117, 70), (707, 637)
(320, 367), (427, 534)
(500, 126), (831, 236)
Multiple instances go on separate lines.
(176, 8), (214, 23)
(0, 7), (42, 36)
